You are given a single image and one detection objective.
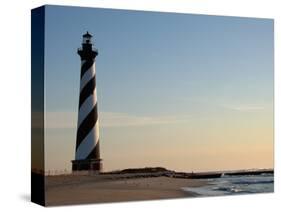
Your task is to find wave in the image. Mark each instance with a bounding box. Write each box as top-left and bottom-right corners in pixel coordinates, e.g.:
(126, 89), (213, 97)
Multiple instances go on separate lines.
(213, 187), (244, 193)
(232, 180), (274, 185)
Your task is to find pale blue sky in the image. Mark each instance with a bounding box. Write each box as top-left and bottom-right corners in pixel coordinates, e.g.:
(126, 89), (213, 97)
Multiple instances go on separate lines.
(44, 5), (274, 172)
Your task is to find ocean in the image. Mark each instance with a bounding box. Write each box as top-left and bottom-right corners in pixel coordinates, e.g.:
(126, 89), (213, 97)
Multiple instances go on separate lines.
(183, 173), (274, 196)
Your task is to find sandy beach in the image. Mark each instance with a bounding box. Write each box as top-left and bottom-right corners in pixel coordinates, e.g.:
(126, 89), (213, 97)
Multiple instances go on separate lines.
(45, 174), (205, 206)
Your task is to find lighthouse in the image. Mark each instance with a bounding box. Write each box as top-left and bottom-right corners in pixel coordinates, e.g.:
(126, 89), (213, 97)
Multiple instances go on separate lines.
(72, 32), (102, 172)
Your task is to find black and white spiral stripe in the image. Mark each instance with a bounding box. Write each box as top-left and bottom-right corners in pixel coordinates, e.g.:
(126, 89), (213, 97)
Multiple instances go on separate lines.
(75, 59), (100, 160)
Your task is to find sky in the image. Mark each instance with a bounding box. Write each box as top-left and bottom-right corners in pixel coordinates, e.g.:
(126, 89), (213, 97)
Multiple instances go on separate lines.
(43, 5), (274, 172)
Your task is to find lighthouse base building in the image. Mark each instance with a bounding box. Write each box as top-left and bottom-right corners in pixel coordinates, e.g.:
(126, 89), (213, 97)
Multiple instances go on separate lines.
(72, 158), (102, 171)
(72, 32), (102, 172)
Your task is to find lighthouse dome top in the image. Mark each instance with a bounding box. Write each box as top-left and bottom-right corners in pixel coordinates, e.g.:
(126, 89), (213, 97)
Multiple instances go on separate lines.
(83, 31), (93, 38)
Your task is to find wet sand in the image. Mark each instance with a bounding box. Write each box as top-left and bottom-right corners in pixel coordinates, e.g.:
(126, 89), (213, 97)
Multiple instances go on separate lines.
(45, 174), (206, 206)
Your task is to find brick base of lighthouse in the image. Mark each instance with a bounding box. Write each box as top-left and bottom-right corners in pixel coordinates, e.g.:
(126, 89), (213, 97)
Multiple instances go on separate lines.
(72, 159), (102, 172)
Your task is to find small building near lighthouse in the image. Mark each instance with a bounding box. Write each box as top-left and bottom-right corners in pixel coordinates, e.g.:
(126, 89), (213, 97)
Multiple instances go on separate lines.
(72, 32), (102, 172)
